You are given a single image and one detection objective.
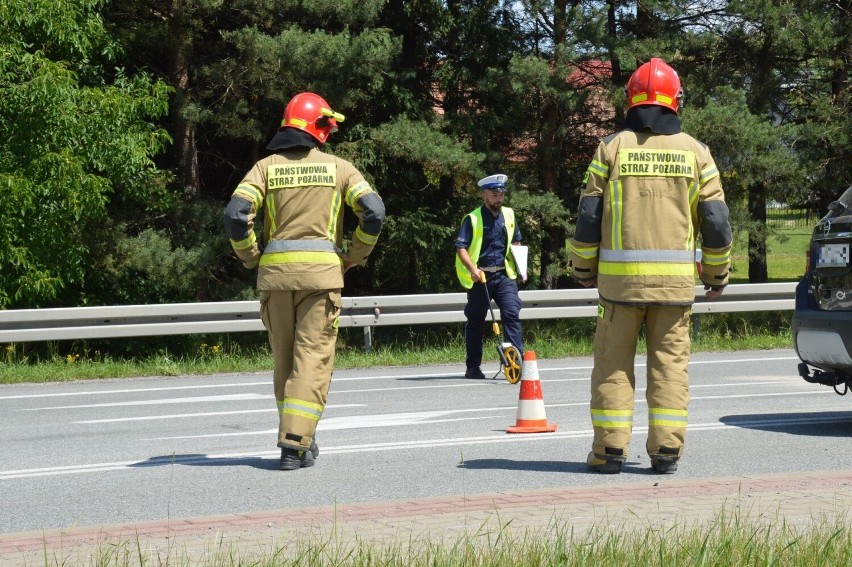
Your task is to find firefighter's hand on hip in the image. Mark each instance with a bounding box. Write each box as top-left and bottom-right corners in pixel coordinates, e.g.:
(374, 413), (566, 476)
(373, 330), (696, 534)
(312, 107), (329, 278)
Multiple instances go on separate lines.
(338, 253), (357, 273)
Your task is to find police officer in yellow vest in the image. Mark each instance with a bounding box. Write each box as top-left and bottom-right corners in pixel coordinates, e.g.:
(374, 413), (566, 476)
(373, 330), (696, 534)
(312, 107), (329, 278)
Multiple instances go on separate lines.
(569, 58), (732, 474)
(455, 174), (523, 379)
(224, 92), (385, 470)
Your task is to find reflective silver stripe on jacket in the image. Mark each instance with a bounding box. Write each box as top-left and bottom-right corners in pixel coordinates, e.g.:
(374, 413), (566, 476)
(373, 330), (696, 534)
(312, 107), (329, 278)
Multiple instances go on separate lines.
(264, 239), (337, 253)
(599, 249), (696, 263)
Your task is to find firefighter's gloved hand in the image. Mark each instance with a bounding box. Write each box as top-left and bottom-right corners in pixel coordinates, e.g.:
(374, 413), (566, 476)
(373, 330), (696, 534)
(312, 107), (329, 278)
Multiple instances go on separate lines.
(704, 284), (725, 300)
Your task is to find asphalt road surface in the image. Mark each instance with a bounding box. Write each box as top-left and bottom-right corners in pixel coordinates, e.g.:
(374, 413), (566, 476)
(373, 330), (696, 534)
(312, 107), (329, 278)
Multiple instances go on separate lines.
(2, 348), (851, 535)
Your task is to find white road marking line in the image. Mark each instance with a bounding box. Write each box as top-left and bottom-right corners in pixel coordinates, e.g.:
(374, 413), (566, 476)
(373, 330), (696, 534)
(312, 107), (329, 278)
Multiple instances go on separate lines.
(54, 385), (830, 424)
(147, 416), (497, 440)
(0, 355), (802, 400)
(3, 411), (848, 481)
(339, 356), (802, 381)
(76, 404), (365, 423)
(19, 393), (268, 410)
(0, 382), (269, 400)
(68, 387), (835, 438)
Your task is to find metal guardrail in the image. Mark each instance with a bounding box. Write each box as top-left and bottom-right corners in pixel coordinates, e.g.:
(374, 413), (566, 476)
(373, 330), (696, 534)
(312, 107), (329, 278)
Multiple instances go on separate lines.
(0, 283), (796, 345)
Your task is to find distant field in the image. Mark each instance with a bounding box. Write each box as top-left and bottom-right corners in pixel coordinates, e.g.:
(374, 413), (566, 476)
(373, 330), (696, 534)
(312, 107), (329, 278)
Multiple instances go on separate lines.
(729, 227), (812, 283)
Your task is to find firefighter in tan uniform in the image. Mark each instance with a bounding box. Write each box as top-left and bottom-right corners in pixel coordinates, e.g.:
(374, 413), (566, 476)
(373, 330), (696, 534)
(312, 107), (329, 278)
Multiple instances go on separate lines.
(569, 58), (732, 474)
(224, 92), (385, 471)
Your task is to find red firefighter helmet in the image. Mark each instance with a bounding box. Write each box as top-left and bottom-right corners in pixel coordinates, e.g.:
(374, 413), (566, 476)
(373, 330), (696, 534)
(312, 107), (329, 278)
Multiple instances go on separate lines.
(626, 58), (683, 113)
(280, 92), (346, 143)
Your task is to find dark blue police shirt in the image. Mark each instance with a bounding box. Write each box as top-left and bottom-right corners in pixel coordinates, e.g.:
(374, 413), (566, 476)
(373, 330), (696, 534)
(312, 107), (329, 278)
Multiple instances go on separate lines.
(454, 205), (522, 267)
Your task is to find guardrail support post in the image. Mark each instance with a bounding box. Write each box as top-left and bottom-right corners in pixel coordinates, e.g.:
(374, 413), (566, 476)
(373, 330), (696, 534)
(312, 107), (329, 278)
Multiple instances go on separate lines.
(693, 313), (700, 341)
(363, 326), (373, 353)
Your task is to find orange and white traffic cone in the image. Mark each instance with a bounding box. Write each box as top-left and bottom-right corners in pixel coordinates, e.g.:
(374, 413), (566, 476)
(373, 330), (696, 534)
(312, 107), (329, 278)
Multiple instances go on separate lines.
(506, 351), (557, 434)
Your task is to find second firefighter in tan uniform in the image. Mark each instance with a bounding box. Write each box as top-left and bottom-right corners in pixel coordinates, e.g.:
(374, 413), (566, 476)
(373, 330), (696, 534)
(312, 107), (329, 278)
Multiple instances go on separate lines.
(224, 92), (384, 470)
(570, 58), (732, 474)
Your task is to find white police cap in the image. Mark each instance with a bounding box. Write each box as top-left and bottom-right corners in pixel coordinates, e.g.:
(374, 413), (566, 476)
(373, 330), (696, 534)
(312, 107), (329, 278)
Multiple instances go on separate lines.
(477, 174), (508, 191)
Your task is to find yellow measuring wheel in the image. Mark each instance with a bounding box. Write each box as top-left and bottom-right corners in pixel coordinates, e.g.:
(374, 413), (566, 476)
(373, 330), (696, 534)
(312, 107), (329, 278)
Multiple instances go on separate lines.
(501, 344), (522, 384)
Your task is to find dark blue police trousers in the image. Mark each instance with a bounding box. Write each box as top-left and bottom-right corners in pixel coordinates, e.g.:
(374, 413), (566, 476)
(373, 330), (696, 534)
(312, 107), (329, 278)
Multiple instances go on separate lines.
(464, 271), (523, 370)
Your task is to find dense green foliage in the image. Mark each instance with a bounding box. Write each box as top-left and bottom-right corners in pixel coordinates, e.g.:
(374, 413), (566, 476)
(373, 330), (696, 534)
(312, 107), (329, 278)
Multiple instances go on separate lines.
(0, 0), (172, 308)
(0, 0), (849, 312)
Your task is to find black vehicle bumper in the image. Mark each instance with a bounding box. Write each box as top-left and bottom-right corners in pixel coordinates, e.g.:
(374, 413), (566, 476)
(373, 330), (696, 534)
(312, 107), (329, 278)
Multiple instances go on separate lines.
(792, 277), (852, 375)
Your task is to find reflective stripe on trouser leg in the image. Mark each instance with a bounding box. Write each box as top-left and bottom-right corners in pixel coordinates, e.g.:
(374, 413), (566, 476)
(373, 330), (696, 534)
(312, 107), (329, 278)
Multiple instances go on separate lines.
(590, 301), (644, 456)
(262, 288), (341, 451)
(645, 304), (691, 458)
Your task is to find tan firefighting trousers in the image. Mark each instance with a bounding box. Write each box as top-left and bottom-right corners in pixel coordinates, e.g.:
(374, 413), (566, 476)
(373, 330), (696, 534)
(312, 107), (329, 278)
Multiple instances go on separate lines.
(260, 289), (342, 452)
(590, 300), (691, 461)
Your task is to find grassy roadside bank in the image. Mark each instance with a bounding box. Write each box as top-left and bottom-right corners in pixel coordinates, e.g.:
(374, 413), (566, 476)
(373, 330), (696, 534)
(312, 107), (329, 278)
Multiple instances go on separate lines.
(39, 509), (851, 567)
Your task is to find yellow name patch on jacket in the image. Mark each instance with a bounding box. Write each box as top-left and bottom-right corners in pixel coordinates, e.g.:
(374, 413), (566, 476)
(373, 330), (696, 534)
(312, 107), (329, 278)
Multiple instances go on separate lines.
(268, 163), (337, 189)
(618, 149), (695, 177)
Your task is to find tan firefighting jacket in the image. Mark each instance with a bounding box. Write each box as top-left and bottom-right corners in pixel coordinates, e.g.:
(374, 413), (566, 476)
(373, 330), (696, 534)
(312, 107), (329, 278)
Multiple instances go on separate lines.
(224, 147), (384, 291)
(569, 130), (732, 305)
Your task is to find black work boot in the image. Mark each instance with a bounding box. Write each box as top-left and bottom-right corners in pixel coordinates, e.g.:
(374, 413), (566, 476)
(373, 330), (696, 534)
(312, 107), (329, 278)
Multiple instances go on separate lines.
(310, 438), (319, 458)
(587, 450), (624, 474)
(279, 447), (315, 471)
(464, 367), (486, 379)
(651, 447), (679, 474)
